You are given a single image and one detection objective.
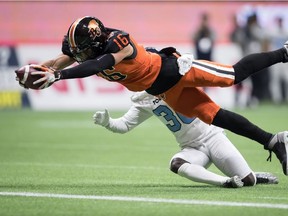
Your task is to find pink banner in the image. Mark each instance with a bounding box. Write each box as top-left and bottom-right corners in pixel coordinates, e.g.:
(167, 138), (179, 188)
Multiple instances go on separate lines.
(1, 1), (286, 45)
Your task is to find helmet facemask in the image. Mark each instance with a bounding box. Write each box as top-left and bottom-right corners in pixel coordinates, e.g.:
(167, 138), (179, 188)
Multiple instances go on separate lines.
(70, 46), (97, 63)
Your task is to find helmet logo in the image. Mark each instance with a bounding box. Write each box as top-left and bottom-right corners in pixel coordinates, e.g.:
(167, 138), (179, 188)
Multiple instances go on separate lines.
(88, 20), (101, 40)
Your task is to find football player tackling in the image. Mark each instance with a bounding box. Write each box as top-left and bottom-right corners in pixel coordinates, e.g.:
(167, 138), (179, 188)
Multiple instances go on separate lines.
(16, 16), (288, 176)
(93, 91), (278, 188)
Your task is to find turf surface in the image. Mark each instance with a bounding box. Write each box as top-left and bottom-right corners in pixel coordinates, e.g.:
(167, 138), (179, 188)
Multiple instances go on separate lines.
(0, 105), (287, 215)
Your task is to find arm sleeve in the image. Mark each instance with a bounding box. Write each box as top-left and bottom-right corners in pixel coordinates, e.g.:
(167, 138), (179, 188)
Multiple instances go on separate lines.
(58, 54), (115, 79)
(105, 106), (153, 134)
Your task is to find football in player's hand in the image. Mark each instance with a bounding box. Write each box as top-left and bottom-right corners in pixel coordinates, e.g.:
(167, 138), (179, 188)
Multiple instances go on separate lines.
(15, 64), (49, 89)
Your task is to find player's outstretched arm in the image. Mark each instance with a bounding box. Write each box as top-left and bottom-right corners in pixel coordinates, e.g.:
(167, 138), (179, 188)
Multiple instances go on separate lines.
(93, 109), (129, 134)
(93, 104), (152, 134)
(36, 44), (133, 85)
(41, 54), (76, 71)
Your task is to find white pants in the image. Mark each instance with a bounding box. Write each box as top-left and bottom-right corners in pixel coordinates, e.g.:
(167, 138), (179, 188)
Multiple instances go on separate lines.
(171, 126), (253, 180)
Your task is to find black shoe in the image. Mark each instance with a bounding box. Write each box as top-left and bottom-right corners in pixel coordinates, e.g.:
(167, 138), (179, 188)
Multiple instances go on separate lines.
(266, 131), (288, 175)
(255, 172), (279, 184)
(223, 176), (244, 188)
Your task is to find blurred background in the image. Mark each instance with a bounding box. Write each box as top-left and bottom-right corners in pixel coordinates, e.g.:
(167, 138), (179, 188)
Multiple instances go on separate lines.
(1, 1), (288, 111)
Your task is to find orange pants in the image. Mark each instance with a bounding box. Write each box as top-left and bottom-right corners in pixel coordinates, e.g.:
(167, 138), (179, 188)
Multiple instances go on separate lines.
(158, 60), (235, 124)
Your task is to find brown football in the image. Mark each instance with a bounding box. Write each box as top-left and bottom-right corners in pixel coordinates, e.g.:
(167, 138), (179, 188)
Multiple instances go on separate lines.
(15, 65), (47, 89)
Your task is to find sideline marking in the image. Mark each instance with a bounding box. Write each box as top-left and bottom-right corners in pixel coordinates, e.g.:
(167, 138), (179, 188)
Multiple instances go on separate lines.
(0, 192), (288, 209)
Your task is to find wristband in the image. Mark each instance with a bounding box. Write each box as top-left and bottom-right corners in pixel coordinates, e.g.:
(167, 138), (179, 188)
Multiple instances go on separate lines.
(54, 71), (62, 81)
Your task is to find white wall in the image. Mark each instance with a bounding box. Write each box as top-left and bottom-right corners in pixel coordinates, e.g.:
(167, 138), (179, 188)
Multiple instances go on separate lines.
(0, 43), (241, 110)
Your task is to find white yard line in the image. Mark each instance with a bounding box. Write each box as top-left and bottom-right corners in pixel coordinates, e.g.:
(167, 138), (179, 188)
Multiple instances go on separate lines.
(0, 161), (164, 170)
(0, 192), (288, 209)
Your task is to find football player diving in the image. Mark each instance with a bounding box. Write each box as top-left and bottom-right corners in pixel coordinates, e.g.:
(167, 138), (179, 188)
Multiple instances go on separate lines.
(17, 16), (288, 177)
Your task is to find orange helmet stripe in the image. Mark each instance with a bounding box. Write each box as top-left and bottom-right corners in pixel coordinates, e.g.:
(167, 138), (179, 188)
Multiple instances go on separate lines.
(68, 17), (86, 48)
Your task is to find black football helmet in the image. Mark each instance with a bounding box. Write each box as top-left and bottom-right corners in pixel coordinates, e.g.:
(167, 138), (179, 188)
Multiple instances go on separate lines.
(67, 16), (107, 62)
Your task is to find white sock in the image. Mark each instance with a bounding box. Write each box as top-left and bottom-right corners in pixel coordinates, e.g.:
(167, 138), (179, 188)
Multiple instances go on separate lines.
(178, 163), (230, 186)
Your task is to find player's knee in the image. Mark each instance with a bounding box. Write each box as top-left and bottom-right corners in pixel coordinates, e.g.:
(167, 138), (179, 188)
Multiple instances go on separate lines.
(242, 172), (256, 186)
(170, 157), (189, 174)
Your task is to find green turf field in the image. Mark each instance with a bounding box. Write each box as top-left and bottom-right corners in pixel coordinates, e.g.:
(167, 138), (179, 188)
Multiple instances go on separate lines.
(0, 105), (287, 216)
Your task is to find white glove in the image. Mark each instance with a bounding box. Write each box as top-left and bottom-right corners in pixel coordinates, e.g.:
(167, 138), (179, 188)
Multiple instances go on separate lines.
(177, 54), (194, 75)
(31, 66), (58, 89)
(93, 109), (110, 127)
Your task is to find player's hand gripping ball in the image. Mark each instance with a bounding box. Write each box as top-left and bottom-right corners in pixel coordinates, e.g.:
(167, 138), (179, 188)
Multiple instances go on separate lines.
(15, 64), (53, 89)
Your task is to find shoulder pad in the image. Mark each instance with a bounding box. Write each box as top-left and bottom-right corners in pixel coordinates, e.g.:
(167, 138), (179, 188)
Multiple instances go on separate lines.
(104, 31), (130, 53)
(131, 91), (151, 103)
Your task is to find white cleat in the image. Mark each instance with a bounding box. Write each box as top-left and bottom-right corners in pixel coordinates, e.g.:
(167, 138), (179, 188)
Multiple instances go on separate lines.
(255, 172), (279, 184)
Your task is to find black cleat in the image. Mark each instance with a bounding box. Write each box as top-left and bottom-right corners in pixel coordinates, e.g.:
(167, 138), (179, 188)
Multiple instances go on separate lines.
(266, 131), (288, 175)
(223, 176), (244, 188)
(283, 41), (288, 62)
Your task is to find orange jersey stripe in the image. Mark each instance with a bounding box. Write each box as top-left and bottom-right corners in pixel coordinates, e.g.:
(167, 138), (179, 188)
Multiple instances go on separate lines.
(68, 18), (82, 49)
